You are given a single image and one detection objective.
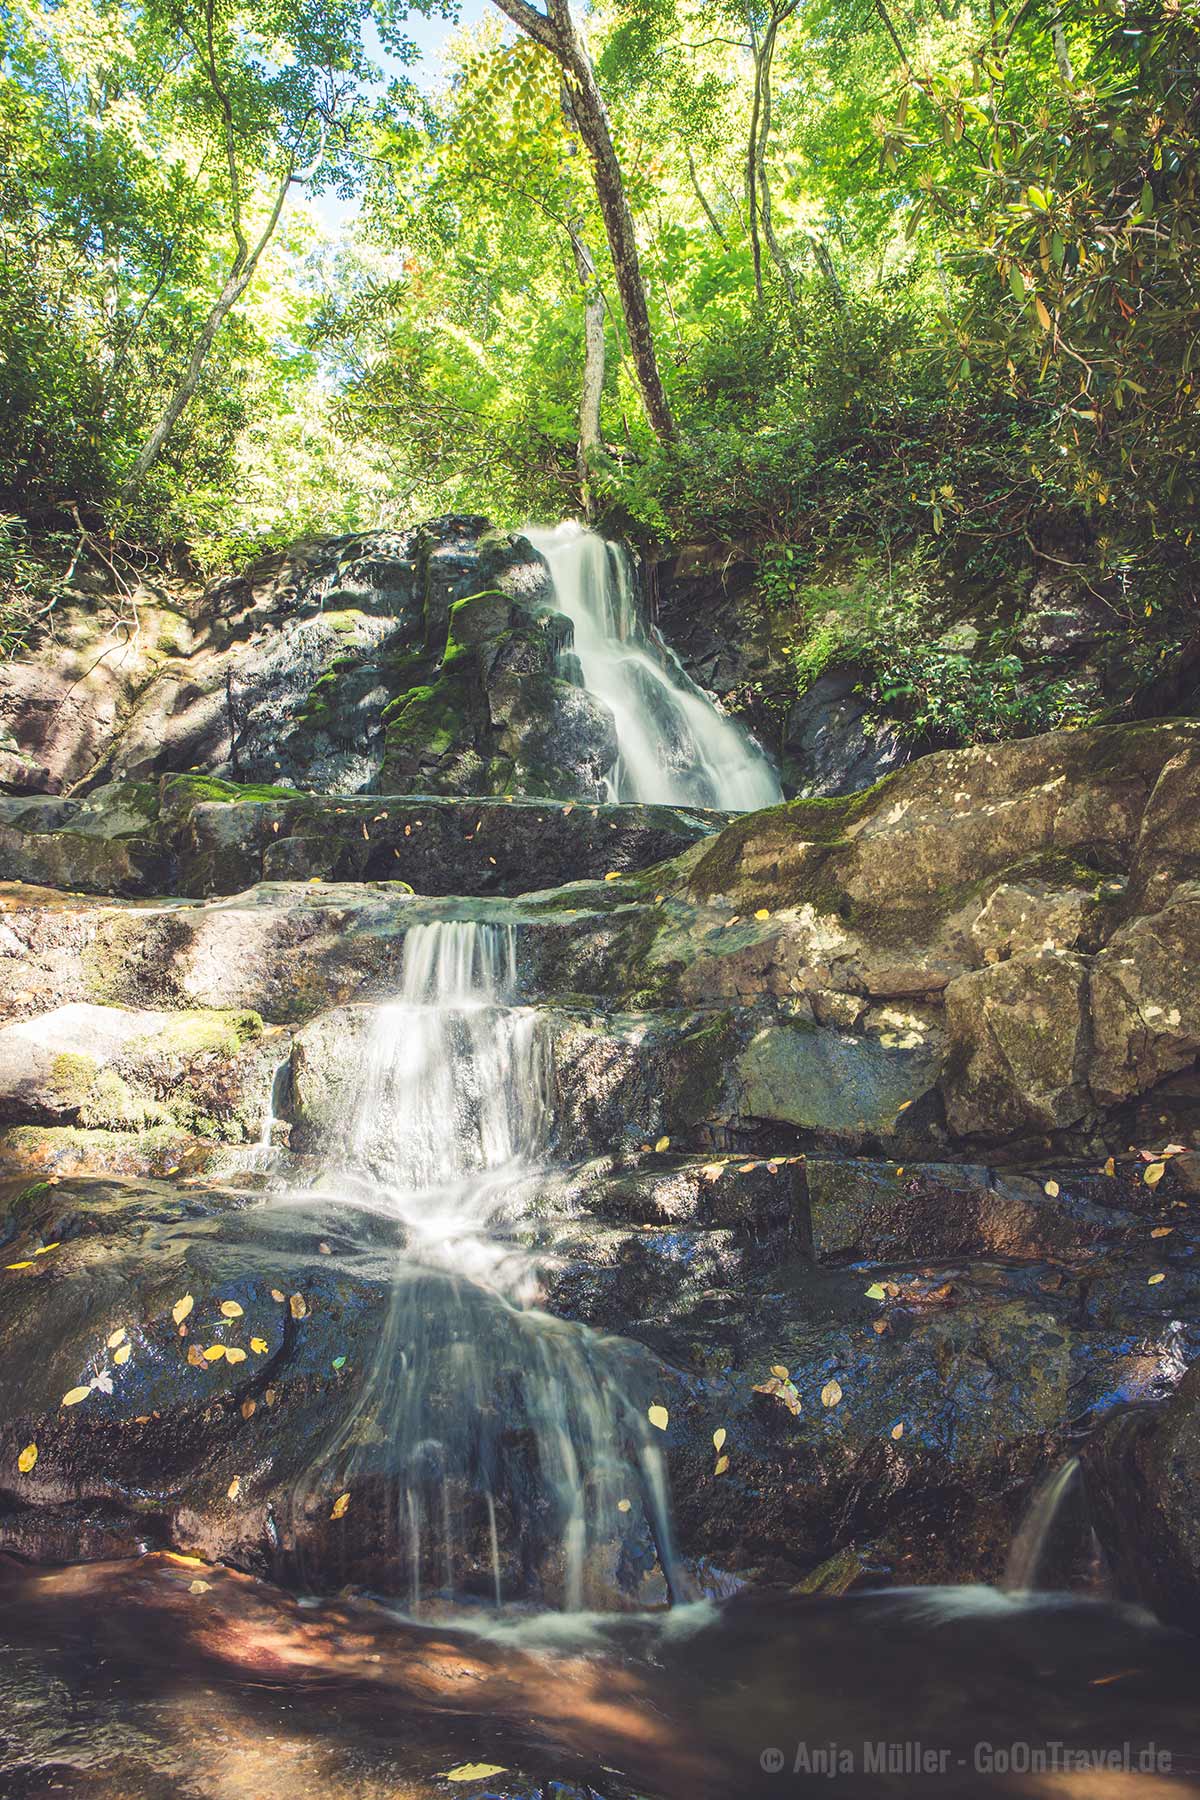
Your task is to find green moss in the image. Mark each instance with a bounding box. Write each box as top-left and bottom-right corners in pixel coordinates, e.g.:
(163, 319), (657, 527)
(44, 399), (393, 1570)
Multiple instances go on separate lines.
(162, 773), (297, 808)
(49, 1052), (99, 1108)
(78, 1067), (168, 1132)
(124, 1008), (263, 1073)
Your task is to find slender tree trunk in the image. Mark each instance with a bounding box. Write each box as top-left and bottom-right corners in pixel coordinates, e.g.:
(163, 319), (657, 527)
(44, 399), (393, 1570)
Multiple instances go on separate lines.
(687, 153), (728, 248)
(568, 225), (605, 516)
(755, 17), (805, 349)
(746, 23), (765, 303)
(491, 0), (676, 443)
(123, 167), (293, 492)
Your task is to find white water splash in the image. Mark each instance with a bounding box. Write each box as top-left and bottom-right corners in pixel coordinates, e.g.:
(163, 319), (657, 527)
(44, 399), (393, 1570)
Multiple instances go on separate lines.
(526, 521), (782, 811)
(293, 919), (681, 1613)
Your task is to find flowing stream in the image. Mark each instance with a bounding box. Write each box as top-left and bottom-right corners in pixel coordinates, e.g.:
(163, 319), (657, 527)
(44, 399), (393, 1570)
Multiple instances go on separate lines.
(285, 919), (680, 1613)
(526, 521), (782, 810)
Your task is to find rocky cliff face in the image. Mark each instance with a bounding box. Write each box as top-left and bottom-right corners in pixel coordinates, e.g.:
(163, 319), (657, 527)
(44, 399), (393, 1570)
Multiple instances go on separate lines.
(2, 519), (1200, 1614)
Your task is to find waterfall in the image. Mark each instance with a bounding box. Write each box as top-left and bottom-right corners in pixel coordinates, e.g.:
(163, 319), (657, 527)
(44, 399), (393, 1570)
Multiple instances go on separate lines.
(1002, 1456), (1081, 1593)
(291, 919), (681, 1613)
(525, 521), (782, 811)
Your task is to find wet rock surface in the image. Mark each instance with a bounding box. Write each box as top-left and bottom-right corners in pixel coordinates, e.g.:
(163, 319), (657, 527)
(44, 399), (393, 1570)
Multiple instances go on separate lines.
(5, 554), (1200, 1659)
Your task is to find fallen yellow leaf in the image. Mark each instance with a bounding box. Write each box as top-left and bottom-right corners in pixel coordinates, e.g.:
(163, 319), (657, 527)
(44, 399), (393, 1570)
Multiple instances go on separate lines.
(188, 1579), (211, 1595)
(714, 1454), (730, 1476)
(17, 1443), (37, 1473)
(289, 1293), (307, 1320)
(172, 1295), (194, 1326)
(821, 1380), (843, 1408)
(270, 1289), (285, 1303)
(769, 1364), (789, 1380)
(241, 1398), (256, 1420)
(1044, 1180), (1060, 1197)
(445, 1768), (507, 1784)
(5, 1261), (34, 1271)
(187, 1345), (207, 1368)
(604, 870), (621, 881)
(330, 1491), (351, 1520)
(865, 1282), (886, 1301)
(647, 1403), (669, 1431)
(713, 1427), (727, 1451)
(61, 1387), (90, 1408)
(617, 1498), (632, 1513)
(225, 1346), (247, 1365)
(220, 1301), (244, 1319)
(654, 1135), (670, 1153)
(1148, 1272), (1166, 1285)
(1145, 1163), (1166, 1187)
(754, 908), (770, 920)
(1103, 1157), (1116, 1177)
(891, 1422), (904, 1440)
(113, 1343), (131, 1366)
(227, 1476), (242, 1500)
(1151, 1226), (1174, 1238)
(204, 1345), (226, 1362)
(34, 1243), (59, 1255)
(250, 1337), (269, 1354)
(107, 1328), (127, 1350)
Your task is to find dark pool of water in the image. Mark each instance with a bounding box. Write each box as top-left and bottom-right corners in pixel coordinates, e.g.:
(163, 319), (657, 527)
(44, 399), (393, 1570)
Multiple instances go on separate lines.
(2, 1554), (1200, 1798)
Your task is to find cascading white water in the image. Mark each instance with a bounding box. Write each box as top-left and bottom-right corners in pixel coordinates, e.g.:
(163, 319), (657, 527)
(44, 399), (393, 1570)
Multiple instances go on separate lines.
(525, 521), (782, 811)
(290, 919), (680, 1613)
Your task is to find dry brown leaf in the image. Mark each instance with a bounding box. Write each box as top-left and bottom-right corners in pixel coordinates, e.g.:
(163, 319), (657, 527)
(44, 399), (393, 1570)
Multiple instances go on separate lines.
(187, 1345), (207, 1368)
(241, 1398), (256, 1420)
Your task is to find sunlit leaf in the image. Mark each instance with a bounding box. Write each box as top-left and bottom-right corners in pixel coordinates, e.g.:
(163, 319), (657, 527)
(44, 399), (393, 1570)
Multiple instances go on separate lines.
(17, 1443), (37, 1473)
(865, 1283), (886, 1300)
(113, 1343), (132, 1365)
(330, 1491), (351, 1519)
(1044, 1180), (1060, 1197)
(1148, 1272), (1166, 1285)
(445, 1767), (507, 1784)
(654, 1136), (670, 1153)
(61, 1387), (90, 1407)
(647, 1403), (669, 1430)
(107, 1328), (127, 1350)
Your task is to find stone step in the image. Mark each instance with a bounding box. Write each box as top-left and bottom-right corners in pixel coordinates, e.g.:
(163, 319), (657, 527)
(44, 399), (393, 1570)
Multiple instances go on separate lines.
(0, 782), (721, 900)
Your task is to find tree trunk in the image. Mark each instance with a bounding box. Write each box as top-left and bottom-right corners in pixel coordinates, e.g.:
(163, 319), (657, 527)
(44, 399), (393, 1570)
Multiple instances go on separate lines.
(491, 0), (676, 443)
(755, 17), (805, 348)
(568, 226), (605, 516)
(123, 161), (295, 493)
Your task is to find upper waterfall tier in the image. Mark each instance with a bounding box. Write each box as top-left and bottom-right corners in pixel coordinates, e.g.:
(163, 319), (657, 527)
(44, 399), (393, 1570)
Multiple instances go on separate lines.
(526, 523), (782, 812)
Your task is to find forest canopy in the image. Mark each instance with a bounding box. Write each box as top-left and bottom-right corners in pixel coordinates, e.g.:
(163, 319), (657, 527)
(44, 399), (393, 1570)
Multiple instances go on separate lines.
(2, 0), (1197, 732)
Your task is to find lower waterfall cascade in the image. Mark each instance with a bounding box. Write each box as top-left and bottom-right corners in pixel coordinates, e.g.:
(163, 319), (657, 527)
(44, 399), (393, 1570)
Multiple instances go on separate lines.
(525, 520), (783, 811)
(279, 919), (681, 1614)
